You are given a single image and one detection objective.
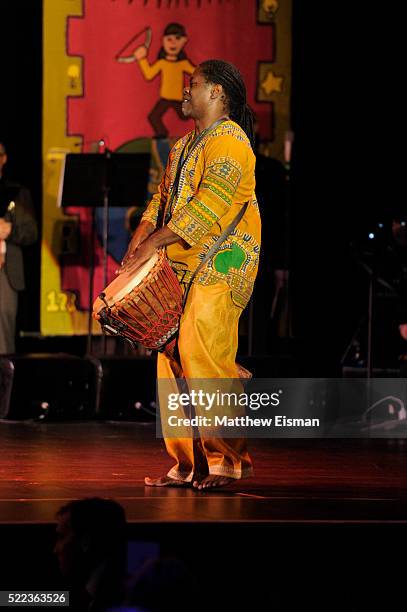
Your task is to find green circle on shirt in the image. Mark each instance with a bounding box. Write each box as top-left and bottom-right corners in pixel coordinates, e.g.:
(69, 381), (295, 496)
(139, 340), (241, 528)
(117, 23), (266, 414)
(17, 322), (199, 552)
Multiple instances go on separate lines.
(214, 244), (246, 274)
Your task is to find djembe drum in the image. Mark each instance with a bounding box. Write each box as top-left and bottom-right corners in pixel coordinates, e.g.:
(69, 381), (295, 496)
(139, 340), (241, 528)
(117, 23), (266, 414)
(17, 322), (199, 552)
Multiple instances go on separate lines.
(93, 249), (183, 354)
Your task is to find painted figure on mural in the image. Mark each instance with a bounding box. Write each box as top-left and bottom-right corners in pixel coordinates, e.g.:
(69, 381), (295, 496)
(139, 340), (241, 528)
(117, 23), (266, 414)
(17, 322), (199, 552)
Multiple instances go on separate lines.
(132, 23), (195, 138)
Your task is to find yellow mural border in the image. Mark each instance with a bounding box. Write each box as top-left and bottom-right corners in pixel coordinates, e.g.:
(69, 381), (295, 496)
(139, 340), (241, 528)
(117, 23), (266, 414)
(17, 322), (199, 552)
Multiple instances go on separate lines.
(260, 0), (292, 161)
(42, 0), (98, 335)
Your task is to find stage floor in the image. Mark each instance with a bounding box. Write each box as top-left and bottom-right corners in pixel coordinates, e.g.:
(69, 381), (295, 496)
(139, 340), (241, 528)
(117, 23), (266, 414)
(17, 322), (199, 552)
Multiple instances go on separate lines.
(0, 420), (407, 525)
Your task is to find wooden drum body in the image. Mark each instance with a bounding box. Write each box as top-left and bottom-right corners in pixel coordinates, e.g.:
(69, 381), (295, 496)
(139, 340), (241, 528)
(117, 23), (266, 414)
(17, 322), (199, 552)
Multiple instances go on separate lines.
(93, 250), (183, 351)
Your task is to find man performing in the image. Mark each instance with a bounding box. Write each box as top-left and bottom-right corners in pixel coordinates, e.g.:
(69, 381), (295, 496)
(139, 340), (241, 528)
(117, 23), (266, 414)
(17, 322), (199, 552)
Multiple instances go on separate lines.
(122, 60), (261, 490)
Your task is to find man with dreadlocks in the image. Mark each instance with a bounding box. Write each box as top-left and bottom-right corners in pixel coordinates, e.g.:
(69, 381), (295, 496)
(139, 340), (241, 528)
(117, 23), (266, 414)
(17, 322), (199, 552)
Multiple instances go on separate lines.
(122, 60), (261, 490)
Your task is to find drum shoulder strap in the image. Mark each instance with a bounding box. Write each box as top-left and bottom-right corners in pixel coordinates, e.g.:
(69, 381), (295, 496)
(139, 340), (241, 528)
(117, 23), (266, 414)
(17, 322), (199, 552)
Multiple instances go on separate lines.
(163, 117), (228, 227)
(182, 201), (249, 309)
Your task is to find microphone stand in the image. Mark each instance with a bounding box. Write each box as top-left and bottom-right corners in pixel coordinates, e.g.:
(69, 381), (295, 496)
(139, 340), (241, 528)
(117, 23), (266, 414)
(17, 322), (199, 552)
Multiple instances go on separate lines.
(279, 131), (294, 339)
(349, 253), (389, 428)
(101, 147), (112, 355)
(87, 209), (96, 354)
(365, 259), (378, 429)
(86, 144), (111, 356)
(367, 265), (374, 382)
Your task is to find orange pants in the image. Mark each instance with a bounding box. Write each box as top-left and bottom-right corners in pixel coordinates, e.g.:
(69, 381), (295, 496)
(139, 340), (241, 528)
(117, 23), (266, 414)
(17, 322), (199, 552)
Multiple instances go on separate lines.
(157, 281), (253, 481)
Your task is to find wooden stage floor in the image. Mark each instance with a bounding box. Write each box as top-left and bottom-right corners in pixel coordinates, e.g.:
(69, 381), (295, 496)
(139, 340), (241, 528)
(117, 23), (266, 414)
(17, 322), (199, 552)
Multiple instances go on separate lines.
(1, 420), (407, 525)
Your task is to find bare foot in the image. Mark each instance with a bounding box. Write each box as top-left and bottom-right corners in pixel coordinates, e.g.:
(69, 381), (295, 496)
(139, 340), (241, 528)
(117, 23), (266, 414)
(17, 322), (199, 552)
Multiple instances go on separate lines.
(144, 476), (190, 487)
(193, 475), (235, 490)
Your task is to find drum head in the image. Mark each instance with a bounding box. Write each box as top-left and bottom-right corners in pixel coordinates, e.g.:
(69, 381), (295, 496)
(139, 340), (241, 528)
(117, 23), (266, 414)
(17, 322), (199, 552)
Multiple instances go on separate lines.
(95, 251), (159, 310)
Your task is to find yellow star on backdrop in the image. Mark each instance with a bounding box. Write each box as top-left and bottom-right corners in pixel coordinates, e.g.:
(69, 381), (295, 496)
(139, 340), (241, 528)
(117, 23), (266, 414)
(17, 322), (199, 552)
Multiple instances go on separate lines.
(262, 0), (279, 16)
(261, 70), (283, 96)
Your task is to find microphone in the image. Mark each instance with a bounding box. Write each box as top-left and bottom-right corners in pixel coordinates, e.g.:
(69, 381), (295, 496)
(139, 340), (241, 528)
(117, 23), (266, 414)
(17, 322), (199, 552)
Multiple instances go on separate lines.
(73, 137), (109, 152)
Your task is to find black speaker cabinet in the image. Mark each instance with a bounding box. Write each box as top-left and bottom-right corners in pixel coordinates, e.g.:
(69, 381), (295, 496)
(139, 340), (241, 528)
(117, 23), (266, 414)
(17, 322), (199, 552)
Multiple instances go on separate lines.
(98, 356), (156, 420)
(2, 353), (102, 420)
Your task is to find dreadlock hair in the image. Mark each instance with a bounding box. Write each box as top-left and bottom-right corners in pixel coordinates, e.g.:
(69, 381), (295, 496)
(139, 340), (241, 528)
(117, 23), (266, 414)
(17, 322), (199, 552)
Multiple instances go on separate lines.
(199, 59), (256, 149)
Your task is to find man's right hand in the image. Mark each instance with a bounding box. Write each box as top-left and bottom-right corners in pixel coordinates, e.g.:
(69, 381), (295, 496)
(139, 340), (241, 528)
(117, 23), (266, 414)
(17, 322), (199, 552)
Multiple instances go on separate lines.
(119, 220), (155, 272)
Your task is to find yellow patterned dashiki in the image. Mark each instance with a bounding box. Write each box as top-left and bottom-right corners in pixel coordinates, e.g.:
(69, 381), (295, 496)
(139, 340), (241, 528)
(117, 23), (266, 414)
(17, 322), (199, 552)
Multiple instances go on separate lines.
(142, 119), (261, 309)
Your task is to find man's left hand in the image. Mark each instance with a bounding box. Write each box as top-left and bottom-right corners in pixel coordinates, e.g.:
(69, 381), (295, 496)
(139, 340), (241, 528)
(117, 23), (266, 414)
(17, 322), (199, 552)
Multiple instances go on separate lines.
(0, 219), (12, 240)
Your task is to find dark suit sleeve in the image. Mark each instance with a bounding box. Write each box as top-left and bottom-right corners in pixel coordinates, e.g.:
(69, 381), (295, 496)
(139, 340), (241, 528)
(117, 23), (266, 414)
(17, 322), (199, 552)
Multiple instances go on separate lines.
(7, 187), (38, 247)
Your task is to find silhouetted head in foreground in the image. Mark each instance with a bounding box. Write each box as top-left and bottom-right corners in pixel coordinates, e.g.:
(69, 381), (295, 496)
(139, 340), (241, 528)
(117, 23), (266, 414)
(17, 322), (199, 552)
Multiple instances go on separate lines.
(55, 497), (127, 611)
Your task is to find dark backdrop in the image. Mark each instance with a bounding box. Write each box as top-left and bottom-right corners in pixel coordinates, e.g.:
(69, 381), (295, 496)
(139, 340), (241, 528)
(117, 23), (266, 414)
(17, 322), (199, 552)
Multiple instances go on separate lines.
(0, 0), (42, 333)
(290, 2), (380, 373)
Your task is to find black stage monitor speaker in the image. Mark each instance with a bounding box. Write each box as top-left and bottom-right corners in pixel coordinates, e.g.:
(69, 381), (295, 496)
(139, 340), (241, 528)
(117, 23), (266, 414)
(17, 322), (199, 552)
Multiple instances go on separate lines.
(2, 353), (102, 420)
(98, 356), (156, 421)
